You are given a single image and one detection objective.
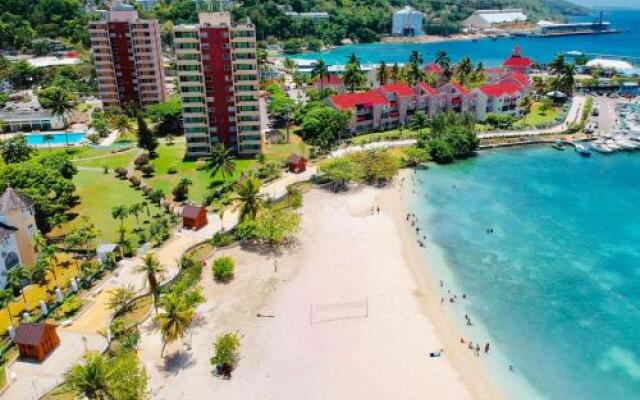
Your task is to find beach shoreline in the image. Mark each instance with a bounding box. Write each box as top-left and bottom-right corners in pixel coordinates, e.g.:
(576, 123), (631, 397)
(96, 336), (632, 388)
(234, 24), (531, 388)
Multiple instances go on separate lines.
(380, 170), (504, 400)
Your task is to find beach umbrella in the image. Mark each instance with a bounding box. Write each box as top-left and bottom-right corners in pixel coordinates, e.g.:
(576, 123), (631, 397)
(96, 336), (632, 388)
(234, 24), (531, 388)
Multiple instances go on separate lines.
(546, 91), (567, 98)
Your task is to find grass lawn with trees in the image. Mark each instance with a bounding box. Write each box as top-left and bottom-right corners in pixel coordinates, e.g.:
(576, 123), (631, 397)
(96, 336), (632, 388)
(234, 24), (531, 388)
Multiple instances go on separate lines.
(62, 170), (163, 242)
(262, 133), (308, 162)
(143, 140), (256, 203)
(72, 149), (137, 170)
(513, 101), (562, 128)
(348, 128), (420, 145)
(0, 253), (79, 333)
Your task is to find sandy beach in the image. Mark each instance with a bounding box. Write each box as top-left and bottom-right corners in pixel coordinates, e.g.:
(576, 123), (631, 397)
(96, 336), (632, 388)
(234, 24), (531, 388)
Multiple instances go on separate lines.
(140, 179), (501, 399)
(381, 33), (487, 44)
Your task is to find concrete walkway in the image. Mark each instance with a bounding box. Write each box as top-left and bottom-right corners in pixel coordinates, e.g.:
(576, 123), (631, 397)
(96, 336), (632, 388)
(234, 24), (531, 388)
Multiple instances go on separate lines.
(99, 129), (120, 146)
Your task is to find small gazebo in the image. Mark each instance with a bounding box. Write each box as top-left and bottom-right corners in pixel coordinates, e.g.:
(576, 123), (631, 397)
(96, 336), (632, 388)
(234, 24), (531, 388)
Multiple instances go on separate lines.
(286, 154), (307, 174)
(13, 322), (60, 361)
(182, 205), (208, 230)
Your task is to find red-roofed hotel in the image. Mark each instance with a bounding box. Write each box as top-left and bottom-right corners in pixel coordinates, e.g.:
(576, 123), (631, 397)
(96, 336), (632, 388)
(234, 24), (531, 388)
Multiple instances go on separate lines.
(326, 47), (532, 134)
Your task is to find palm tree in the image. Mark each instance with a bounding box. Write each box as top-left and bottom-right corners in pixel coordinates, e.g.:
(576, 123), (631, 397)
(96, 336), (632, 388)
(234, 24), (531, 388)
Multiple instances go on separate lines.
(377, 61), (388, 85)
(409, 50), (423, 66)
(206, 144), (236, 184)
(32, 231), (47, 255)
(113, 115), (133, 140)
(29, 257), (49, 285)
(7, 266), (28, 304)
(107, 285), (137, 315)
(46, 249), (61, 288)
(48, 88), (75, 147)
(155, 292), (195, 357)
(173, 177), (193, 201)
(0, 289), (17, 327)
(532, 76), (546, 96)
(519, 96), (533, 122)
(562, 64), (576, 95)
(310, 59), (329, 90)
(128, 203), (144, 227)
(111, 205), (129, 230)
(549, 54), (566, 75)
(63, 352), (114, 400)
(391, 63), (400, 81)
(234, 177), (264, 222)
(343, 53), (365, 92)
(43, 134), (54, 151)
(211, 200), (226, 230)
(456, 57), (474, 85)
(434, 51), (450, 67)
(135, 253), (165, 311)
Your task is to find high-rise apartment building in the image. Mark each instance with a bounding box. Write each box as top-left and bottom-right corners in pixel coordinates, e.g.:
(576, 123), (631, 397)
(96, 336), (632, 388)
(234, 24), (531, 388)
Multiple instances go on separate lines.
(89, 3), (166, 110)
(174, 12), (262, 157)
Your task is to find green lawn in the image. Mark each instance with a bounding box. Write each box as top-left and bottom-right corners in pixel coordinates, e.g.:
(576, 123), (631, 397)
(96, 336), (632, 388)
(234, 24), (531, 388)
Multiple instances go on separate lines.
(513, 102), (562, 128)
(144, 141), (256, 204)
(263, 133), (308, 162)
(348, 128), (420, 145)
(65, 170), (163, 242)
(73, 149), (137, 170)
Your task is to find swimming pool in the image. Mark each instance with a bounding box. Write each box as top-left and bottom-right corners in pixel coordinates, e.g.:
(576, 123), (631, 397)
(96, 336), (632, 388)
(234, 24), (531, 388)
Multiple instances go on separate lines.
(25, 132), (86, 146)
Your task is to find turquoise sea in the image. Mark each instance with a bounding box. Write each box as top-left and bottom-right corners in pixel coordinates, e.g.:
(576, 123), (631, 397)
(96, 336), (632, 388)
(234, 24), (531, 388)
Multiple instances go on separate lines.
(408, 147), (640, 400)
(296, 10), (640, 66)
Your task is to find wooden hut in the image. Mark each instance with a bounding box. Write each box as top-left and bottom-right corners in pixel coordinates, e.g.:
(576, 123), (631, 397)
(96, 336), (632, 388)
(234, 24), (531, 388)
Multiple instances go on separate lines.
(286, 154), (307, 174)
(14, 322), (60, 361)
(182, 205), (208, 230)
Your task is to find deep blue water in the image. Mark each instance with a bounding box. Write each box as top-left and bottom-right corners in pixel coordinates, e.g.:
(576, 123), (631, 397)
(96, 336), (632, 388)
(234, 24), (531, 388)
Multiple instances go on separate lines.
(26, 132), (85, 146)
(297, 10), (640, 66)
(409, 147), (640, 400)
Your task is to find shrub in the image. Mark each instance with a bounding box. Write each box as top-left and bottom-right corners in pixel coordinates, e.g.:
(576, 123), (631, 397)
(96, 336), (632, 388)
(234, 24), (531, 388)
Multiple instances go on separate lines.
(86, 133), (100, 144)
(103, 165), (109, 174)
(140, 163), (155, 177)
(134, 154), (149, 169)
(115, 167), (128, 179)
(129, 175), (142, 188)
(167, 166), (177, 174)
(213, 256), (235, 282)
(211, 333), (240, 378)
(212, 231), (236, 247)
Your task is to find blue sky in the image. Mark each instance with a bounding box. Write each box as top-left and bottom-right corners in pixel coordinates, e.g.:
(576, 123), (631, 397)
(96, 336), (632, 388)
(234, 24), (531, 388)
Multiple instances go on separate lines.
(569, 0), (640, 7)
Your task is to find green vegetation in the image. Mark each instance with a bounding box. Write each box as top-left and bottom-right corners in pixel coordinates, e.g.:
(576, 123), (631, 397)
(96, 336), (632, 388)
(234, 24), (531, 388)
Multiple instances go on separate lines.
(319, 150), (401, 191)
(513, 101), (563, 128)
(63, 351), (148, 400)
(156, 291), (196, 357)
(417, 112), (478, 164)
(211, 332), (241, 378)
(212, 256), (235, 282)
(348, 128), (419, 146)
(65, 170), (163, 242)
(298, 103), (350, 150)
(143, 141), (255, 204)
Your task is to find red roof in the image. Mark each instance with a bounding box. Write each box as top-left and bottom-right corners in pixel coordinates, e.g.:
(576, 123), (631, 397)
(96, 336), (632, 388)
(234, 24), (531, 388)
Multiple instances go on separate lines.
(416, 82), (438, 96)
(315, 75), (343, 86)
(380, 83), (415, 97)
(424, 63), (443, 75)
(503, 55), (533, 68)
(500, 72), (529, 87)
(330, 91), (389, 109)
(182, 204), (205, 219)
(480, 81), (525, 97)
(14, 323), (49, 346)
(450, 82), (470, 95)
(485, 67), (504, 75)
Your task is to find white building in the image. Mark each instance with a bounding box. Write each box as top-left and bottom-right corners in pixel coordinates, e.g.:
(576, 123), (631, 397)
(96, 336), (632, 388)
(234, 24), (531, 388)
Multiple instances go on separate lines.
(392, 6), (423, 36)
(464, 9), (527, 30)
(285, 12), (330, 23)
(586, 59), (634, 73)
(0, 110), (64, 132)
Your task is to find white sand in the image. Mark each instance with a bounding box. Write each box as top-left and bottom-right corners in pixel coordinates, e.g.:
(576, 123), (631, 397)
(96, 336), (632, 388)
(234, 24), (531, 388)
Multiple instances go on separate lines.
(140, 182), (500, 399)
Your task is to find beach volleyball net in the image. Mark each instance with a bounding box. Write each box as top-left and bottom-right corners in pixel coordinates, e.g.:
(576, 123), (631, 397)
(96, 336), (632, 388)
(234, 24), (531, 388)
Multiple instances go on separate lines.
(310, 298), (368, 324)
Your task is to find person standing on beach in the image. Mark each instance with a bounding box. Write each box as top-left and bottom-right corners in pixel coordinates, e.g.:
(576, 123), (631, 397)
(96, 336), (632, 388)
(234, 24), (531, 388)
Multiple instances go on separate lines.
(485, 343), (490, 354)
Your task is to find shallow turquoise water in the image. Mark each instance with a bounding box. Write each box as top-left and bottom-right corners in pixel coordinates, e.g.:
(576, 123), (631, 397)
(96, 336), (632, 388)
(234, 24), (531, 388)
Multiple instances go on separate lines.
(26, 132), (85, 146)
(409, 147), (640, 400)
(297, 10), (640, 66)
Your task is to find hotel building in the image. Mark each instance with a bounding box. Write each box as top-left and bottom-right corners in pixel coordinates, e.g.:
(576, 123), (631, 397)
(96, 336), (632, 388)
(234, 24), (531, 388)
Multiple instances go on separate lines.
(174, 12), (262, 157)
(88, 3), (166, 110)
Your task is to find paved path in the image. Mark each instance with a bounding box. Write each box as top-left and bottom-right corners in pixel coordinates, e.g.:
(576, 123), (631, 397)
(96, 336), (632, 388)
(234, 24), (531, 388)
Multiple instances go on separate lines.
(99, 129), (120, 146)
